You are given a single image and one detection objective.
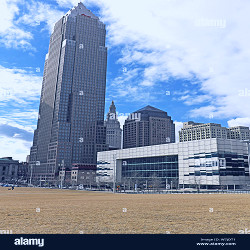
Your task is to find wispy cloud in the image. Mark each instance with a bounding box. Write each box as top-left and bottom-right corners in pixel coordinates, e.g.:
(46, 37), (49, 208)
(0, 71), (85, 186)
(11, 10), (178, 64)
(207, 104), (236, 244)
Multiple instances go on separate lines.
(0, 65), (42, 103)
(82, 0), (250, 121)
(0, 0), (35, 50)
(0, 64), (41, 160)
(0, 135), (32, 161)
(17, 1), (64, 33)
(0, 124), (33, 141)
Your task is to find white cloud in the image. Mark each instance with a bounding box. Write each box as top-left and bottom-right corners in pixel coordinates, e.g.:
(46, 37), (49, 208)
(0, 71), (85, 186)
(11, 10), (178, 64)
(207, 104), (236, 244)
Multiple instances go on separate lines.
(0, 110), (38, 132)
(0, 65), (41, 160)
(110, 67), (159, 103)
(78, 0), (250, 122)
(17, 1), (65, 33)
(189, 105), (217, 119)
(181, 94), (212, 106)
(56, 0), (82, 7)
(0, 0), (34, 50)
(0, 66), (42, 104)
(0, 136), (31, 161)
(0, 0), (19, 33)
(228, 118), (250, 128)
(0, 111), (38, 160)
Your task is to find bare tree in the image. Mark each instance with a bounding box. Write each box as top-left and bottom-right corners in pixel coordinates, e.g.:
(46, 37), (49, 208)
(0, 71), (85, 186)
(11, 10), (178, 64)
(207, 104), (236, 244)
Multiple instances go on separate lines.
(194, 176), (201, 193)
(131, 171), (145, 191)
(150, 173), (162, 191)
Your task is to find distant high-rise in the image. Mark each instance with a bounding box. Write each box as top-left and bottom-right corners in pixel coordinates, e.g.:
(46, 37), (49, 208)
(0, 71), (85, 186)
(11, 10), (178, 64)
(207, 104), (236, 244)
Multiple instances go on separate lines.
(29, 3), (108, 183)
(104, 101), (122, 150)
(179, 121), (250, 142)
(123, 106), (175, 149)
(228, 126), (250, 140)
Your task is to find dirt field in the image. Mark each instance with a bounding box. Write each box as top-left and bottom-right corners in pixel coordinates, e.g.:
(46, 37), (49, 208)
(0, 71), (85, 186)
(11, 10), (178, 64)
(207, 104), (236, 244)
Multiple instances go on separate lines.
(0, 187), (249, 234)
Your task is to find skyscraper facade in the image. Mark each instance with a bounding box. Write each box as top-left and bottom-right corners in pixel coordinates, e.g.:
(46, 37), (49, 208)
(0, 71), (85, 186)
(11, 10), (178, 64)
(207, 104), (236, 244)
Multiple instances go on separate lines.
(104, 101), (122, 150)
(29, 3), (108, 182)
(123, 106), (175, 149)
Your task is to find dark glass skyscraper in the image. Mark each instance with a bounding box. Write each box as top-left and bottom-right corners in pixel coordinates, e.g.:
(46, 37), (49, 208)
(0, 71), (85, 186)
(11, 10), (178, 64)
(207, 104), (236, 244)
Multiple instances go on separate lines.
(29, 3), (108, 182)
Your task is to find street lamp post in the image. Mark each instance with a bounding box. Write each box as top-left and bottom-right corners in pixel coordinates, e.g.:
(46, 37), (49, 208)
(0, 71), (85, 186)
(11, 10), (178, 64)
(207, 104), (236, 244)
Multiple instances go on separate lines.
(113, 154), (116, 193)
(29, 161), (40, 186)
(60, 160), (65, 189)
(29, 164), (33, 185)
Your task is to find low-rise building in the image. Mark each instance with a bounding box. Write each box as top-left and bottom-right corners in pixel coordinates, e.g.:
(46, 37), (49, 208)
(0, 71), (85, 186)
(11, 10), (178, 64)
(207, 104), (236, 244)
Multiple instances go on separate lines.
(97, 139), (250, 189)
(0, 157), (19, 183)
(71, 164), (96, 187)
(58, 164), (97, 187)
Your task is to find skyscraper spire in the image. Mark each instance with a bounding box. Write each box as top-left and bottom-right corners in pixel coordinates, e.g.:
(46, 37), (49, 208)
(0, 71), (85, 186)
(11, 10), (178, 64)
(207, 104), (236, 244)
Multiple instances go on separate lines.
(65, 2), (99, 19)
(109, 100), (116, 114)
(105, 101), (122, 149)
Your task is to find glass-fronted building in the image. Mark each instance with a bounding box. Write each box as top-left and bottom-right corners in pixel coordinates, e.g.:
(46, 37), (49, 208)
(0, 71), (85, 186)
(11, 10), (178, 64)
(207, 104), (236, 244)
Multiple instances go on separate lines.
(121, 156), (178, 188)
(97, 138), (250, 189)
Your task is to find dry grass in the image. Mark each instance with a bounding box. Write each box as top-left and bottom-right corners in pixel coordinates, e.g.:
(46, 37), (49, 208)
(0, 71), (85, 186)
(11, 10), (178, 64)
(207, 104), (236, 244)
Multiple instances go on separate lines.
(0, 187), (249, 234)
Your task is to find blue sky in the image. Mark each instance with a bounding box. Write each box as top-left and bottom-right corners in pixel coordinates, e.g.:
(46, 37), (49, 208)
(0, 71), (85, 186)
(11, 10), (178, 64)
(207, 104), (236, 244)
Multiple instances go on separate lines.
(1, 0), (250, 161)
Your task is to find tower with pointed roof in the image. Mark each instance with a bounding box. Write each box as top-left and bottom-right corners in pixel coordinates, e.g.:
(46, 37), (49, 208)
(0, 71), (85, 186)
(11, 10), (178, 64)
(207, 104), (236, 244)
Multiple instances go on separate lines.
(104, 101), (122, 150)
(29, 2), (108, 183)
(123, 105), (175, 149)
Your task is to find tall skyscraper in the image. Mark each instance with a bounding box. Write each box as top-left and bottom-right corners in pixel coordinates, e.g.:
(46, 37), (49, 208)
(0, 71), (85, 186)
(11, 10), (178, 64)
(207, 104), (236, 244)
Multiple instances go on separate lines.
(29, 3), (108, 183)
(104, 101), (122, 150)
(123, 106), (175, 149)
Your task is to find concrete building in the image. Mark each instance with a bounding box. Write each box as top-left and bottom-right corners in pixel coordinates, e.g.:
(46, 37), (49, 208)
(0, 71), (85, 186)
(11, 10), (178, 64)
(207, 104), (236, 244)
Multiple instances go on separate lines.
(105, 101), (122, 150)
(71, 164), (96, 187)
(179, 122), (250, 142)
(123, 106), (175, 149)
(0, 157), (19, 183)
(97, 139), (250, 189)
(228, 126), (250, 140)
(58, 164), (96, 187)
(29, 3), (108, 183)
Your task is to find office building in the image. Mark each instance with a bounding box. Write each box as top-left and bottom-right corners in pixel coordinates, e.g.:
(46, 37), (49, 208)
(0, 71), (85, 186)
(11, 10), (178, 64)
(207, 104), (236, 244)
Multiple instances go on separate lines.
(228, 126), (250, 140)
(29, 3), (108, 183)
(104, 101), (122, 150)
(123, 106), (175, 149)
(179, 122), (228, 142)
(97, 139), (250, 189)
(179, 122), (250, 142)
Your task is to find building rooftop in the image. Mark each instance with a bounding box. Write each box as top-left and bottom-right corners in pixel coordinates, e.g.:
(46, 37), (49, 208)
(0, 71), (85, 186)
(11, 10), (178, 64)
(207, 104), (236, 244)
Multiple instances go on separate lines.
(229, 126), (250, 129)
(65, 2), (99, 20)
(0, 157), (19, 163)
(135, 105), (166, 113)
(182, 122), (250, 130)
